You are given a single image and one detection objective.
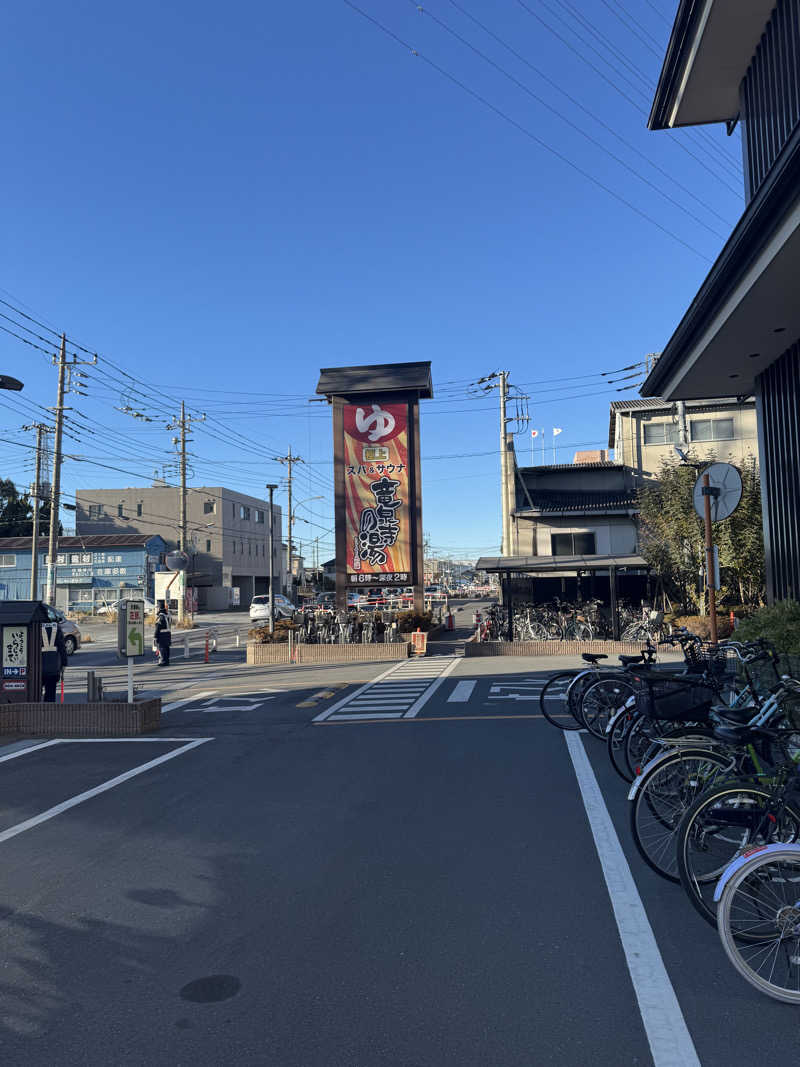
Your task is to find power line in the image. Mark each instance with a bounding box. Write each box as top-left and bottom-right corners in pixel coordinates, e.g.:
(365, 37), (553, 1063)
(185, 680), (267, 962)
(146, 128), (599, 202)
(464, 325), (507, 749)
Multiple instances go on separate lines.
(343, 1), (714, 261)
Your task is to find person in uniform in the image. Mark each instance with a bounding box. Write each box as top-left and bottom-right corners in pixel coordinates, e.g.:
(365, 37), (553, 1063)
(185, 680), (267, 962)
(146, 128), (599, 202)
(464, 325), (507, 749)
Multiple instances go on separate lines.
(41, 620), (68, 702)
(154, 601), (172, 665)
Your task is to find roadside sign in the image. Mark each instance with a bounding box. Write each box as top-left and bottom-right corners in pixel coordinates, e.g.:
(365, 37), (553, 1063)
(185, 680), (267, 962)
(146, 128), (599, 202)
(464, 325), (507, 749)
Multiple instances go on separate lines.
(117, 600), (145, 658)
(410, 630), (428, 655)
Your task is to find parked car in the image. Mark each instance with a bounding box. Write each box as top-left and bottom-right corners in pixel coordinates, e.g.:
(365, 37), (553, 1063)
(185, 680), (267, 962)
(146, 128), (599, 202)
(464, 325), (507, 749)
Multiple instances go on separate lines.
(96, 597), (155, 616)
(249, 594), (297, 622)
(42, 605), (82, 657)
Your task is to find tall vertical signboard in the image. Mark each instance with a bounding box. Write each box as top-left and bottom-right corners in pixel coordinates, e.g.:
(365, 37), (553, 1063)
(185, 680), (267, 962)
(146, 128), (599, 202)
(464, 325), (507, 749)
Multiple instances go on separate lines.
(343, 401), (412, 586)
(316, 362), (432, 612)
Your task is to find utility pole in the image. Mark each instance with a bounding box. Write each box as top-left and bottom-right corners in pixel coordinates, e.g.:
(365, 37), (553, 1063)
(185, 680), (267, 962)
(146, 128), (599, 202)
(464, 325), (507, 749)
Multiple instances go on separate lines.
(167, 403), (204, 623)
(25, 423), (49, 599)
(45, 336), (67, 605)
(266, 483), (277, 634)
(275, 446), (303, 598)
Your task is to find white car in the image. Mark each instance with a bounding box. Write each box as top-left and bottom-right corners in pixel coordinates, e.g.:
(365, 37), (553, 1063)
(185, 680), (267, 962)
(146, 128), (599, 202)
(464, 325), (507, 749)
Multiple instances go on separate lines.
(249, 594), (297, 622)
(96, 597), (156, 616)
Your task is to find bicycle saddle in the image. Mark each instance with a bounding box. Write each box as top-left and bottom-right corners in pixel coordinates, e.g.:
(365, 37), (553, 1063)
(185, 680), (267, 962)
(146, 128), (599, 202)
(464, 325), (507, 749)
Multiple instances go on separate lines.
(713, 722), (774, 745)
(714, 705), (756, 725)
(581, 653), (607, 664)
(618, 654), (644, 666)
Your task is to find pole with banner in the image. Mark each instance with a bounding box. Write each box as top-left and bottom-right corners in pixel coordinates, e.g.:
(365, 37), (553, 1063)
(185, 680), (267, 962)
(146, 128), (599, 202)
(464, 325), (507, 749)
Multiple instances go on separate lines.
(552, 427), (563, 463)
(316, 363), (432, 614)
(530, 428), (537, 464)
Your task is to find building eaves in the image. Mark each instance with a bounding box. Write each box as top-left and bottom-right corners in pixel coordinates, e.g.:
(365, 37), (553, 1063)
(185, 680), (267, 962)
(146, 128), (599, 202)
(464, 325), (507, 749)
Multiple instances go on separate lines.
(517, 489), (638, 515)
(0, 534), (159, 551)
(642, 122), (800, 399)
(517, 461), (620, 473)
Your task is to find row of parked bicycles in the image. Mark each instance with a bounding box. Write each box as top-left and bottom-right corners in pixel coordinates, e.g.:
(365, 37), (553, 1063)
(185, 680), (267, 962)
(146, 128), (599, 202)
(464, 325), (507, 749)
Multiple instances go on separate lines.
(292, 607), (427, 645)
(540, 629), (800, 1003)
(477, 599), (665, 643)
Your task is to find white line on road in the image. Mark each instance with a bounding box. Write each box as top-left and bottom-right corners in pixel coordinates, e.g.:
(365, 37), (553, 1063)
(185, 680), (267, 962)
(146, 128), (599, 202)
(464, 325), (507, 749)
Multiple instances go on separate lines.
(0, 738), (213, 846)
(313, 661), (410, 723)
(564, 732), (699, 1067)
(403, 658), (461, 718)
(0, 739), (63, 763)
(162, 691), (218, 713)
(447, 680), (476, 703)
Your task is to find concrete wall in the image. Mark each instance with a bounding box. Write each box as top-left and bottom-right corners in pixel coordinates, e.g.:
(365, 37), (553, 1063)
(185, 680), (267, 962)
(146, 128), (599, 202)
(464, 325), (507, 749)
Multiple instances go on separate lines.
(613, 402), (758, 477)
(515, 514), (638, 557)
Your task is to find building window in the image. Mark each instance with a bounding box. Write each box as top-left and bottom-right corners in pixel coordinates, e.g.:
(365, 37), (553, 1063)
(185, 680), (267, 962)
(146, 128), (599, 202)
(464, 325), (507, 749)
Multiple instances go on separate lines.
(0, 554), (16, 567)
(642, 421), (679, 445)
(255, 509), (264, 523)
(550, 532), (596, 556)
(248, 542), (252, 555)
(204, 500), (215, 515)
(690, 418), (735, 442)
(88, 504), (103, 519)
(136, 502), (143, 517)
(240, 505), (250, 520)
(232, 501), (236, 518)
(206, 539), (212, 552)
(78, 589), (92, 602)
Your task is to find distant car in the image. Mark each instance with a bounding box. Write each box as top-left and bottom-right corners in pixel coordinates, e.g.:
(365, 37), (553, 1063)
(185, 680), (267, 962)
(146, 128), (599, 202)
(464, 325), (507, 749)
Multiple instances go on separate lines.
(314, 592), (336, 608)
(96, 597), (155, 616)
(42, 605), (81, 657)
(249, 594), (297, 622)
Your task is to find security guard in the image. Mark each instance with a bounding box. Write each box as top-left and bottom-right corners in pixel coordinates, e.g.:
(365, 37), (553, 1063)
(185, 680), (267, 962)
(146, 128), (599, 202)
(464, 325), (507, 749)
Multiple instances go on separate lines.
(41, 620), (68, 702)
(154, 600), (172, 666)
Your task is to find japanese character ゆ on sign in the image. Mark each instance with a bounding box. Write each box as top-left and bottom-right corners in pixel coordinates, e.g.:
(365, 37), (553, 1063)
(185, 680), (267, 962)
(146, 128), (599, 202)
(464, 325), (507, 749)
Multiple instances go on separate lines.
(343, 402), (411, 578)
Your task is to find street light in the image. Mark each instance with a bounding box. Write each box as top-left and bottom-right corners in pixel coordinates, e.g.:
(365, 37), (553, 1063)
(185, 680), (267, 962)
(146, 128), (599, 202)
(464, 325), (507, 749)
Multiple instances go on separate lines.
(0, 375), (24, 391)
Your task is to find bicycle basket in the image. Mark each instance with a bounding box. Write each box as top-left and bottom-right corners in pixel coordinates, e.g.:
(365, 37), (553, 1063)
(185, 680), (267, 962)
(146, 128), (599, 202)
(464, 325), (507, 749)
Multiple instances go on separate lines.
(632, 673), (714, 721)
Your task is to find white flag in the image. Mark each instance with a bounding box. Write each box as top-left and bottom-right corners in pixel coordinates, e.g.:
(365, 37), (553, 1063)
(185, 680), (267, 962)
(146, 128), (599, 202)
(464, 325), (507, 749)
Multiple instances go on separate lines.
(553, 427), (563, 436)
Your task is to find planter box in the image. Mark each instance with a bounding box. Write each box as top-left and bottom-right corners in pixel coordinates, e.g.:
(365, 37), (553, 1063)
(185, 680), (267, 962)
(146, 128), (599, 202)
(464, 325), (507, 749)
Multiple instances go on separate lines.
(0, 698), (161, 737)
(465, 639), (651, 658)
(246, 641), (411, 666)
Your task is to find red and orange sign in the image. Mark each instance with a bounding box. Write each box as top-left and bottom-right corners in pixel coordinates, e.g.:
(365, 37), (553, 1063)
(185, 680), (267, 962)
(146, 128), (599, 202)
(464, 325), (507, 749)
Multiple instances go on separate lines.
(343, 401), (411, 583)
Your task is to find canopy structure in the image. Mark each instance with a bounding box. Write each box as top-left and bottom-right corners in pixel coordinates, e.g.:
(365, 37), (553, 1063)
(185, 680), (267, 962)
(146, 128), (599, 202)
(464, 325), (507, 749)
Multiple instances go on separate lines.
(476, 553), (650, 641)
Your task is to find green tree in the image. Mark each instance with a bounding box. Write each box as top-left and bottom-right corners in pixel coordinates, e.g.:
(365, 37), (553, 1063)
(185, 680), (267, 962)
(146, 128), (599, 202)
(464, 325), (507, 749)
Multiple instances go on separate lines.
(0, 479), (33, 537)
(637, 453), (764, 612)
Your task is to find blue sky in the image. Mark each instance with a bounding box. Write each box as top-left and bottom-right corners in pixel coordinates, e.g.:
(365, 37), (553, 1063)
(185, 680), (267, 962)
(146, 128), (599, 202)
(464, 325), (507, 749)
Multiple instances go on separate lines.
(1, 0), (744, 560)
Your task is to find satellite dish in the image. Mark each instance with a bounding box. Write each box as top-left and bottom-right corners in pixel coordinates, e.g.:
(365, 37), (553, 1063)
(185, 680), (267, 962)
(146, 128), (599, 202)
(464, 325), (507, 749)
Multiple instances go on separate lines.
(693, 462), (742, 521)
(165, 550), (190, 571)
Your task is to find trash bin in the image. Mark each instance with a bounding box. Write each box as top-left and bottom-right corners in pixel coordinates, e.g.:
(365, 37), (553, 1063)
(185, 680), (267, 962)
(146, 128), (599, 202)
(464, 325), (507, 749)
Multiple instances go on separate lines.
(0, 601), (49, 704)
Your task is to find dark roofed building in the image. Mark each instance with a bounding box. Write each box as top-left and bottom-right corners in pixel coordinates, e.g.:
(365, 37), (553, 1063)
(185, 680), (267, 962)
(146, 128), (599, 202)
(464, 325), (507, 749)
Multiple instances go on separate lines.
(641, 0), (800, 601)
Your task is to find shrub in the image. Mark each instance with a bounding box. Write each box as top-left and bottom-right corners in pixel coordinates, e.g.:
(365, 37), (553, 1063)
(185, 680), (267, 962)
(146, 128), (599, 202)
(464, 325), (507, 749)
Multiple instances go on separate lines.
(248, 618), (298, 644)
(732, 600), (800, 654)
(396, 611), (434, 633)
(670, 614), (734, 640)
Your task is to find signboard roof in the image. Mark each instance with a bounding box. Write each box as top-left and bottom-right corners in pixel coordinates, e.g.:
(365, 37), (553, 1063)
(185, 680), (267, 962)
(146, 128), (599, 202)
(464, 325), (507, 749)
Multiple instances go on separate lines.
(316, 361), (433, 400)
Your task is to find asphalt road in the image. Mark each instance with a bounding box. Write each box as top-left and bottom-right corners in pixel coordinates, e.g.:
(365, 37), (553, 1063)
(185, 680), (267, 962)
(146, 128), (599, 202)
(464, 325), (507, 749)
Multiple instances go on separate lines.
(1, 609), (796, 1065)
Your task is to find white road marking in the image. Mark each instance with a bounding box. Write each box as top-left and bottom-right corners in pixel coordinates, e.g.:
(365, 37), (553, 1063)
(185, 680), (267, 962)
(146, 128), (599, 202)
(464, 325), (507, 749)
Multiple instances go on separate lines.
(313, 661), (414, 723)
(0, 739), (63, 763)
(447, 680), (476, 703)
(330, 712), (405, 721)
(404, 658), (462, 718)
(0, 739), (213, 846)
(564, 732), (699, 1067)
(162, 691), (217, 713)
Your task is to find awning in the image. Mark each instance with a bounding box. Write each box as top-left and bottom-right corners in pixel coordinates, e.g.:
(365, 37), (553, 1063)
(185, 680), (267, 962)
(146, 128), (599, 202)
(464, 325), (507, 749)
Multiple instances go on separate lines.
(476, 553), (648, 574)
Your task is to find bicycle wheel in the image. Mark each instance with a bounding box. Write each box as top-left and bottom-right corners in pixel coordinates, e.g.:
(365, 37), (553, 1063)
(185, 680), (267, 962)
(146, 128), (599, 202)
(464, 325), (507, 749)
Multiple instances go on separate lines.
(717, 847), (800, 1003)
(579, 676), (635, 741)
(539, 671), (583, 730)
(629, 748), (733, 881)
(565, 670), (597, 728)
(607, 706), (638, 782)
(677, 781), (800, 930)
